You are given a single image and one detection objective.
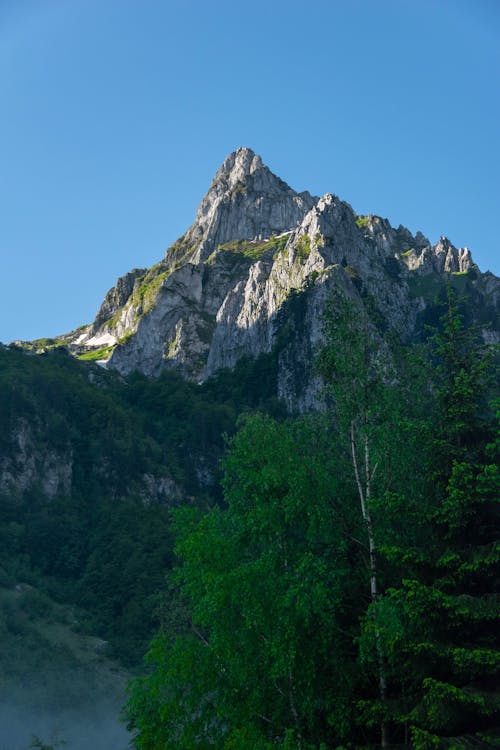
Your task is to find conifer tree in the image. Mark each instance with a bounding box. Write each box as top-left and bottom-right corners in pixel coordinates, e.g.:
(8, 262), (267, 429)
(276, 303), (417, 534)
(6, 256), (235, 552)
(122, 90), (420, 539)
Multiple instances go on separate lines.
(382, 291), (500, 748)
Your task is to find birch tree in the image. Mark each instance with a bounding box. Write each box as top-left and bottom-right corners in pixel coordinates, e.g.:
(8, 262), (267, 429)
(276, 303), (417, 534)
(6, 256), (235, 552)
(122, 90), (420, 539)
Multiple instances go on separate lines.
(127, 413), (365, 750)
(317, 292), (400, 747)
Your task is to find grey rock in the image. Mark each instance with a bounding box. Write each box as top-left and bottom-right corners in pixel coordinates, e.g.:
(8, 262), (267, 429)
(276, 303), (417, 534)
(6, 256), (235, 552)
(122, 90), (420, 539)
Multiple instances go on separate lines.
(60, 147), (500, 411)
(92, 268), (147, 332)
(0, 419), (73, 499)
(141, 473), (184, 505)
(182, 146), (316, 263)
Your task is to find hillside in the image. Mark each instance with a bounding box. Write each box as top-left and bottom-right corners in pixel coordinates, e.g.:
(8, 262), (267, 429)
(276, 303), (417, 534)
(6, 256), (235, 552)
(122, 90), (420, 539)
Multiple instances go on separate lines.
(0, 581), (130, 750)
(1, 148), (499, 749)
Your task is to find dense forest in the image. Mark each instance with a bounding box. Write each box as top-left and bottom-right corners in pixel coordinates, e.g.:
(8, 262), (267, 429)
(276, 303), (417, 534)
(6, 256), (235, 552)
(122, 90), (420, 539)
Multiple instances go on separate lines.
(0, 288), (498, 749)
(0, 335), (284, 748)
(0, 343), (283, 665)
(127, 290), (499, 749)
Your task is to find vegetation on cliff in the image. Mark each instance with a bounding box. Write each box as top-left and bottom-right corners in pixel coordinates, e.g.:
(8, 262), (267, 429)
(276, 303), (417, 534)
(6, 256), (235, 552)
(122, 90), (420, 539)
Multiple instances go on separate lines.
(0, 286), (498, 748)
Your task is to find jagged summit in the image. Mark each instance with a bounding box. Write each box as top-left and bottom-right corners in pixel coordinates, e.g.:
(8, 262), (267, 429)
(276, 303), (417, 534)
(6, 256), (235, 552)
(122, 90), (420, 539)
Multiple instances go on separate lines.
(180, 147), (315, 264)
(39, 148), (499, 411)
(214, 147), (264, 185)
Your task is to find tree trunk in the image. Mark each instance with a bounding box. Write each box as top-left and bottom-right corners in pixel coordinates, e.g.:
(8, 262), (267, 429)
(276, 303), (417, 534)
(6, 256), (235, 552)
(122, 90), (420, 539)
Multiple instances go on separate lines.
(351, 422), (388, 748)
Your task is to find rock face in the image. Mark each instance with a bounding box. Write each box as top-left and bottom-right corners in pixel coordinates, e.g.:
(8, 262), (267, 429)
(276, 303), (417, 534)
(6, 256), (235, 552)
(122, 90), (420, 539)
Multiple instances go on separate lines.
(0, 418), (73, 500)
(0, 415), (185, 506)
(64, 147), (500, 411)
(183, 147), (316, 263)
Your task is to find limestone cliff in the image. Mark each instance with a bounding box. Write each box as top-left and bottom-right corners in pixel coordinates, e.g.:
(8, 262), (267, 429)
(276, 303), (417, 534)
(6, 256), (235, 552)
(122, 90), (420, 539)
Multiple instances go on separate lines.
(63, 147), (500, 411)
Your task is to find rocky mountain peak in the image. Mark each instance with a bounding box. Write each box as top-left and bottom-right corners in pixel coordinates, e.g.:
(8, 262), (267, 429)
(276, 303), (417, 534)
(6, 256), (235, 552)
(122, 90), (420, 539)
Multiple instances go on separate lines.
(402, 235), (473, 274)
(52, 148), (499, 412)
(179, 148), (316, 263)
(435, 235), (453, 253)
(214, 146), (264, 188)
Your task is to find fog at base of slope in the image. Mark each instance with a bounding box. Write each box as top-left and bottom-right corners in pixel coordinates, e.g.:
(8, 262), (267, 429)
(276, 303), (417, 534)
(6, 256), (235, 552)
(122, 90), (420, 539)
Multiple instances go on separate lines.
(0, 582), (133, 750)
(0, 701), (131, 750)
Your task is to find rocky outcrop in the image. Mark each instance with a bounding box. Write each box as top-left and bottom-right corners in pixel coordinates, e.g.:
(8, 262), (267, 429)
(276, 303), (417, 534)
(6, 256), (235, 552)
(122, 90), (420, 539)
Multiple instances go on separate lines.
(0, 416), (185, 506)
(61, 147), (500, 411)
(91, 268), (147, 332)
(182, 147), (316, 264)
(140, 473), (185, 505)
(0, 419), (73, 499)
(403, 236), (473, 274)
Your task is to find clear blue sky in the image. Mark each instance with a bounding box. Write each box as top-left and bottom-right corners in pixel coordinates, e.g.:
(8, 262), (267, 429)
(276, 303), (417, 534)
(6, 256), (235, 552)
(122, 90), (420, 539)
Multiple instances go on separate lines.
(1, 0), (499, 343)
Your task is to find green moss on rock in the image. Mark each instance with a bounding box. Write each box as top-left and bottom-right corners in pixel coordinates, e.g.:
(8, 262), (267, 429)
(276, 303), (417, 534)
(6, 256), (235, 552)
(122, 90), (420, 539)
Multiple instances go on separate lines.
(356, 215), (370, 229)
(207, 235), (289, 264)
(77, 346), (114, 362)
(295, 234), (311, 261)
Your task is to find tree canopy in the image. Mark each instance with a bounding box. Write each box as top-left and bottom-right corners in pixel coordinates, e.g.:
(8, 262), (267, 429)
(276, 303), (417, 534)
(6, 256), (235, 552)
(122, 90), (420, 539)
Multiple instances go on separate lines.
(127, 290), (499, 749)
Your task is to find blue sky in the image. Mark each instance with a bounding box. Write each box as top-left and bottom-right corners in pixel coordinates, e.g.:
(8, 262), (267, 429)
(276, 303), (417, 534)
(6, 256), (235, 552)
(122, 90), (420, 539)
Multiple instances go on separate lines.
(1, 0), (499, 343)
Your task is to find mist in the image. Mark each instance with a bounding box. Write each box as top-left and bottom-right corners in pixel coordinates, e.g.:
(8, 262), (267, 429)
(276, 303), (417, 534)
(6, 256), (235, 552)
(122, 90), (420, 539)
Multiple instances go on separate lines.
(0, 700), (131, 750)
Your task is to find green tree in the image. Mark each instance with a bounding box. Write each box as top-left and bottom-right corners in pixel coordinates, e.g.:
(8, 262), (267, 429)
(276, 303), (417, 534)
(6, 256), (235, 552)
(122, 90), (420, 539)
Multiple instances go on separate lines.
(381, 292), (500, 748)
(127, 414), (365, 749)
(127, 288), (498, 749)
(317, 293), (403, 747)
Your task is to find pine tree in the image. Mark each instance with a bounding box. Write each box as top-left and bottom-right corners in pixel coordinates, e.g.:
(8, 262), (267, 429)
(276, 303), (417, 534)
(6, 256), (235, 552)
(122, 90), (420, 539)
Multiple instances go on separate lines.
(383, 290), (500, 748)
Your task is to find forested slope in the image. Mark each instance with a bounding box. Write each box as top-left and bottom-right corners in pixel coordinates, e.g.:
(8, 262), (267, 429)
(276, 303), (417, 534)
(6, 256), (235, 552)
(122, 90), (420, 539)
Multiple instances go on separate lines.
(0, 286), (498, 749)
(0, 341), (284, 720)
(127, 292), (500, 749)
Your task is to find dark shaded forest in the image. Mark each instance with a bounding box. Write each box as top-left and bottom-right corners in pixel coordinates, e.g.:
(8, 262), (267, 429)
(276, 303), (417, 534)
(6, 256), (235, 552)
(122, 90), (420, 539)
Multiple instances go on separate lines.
(0, 289), (498, 749)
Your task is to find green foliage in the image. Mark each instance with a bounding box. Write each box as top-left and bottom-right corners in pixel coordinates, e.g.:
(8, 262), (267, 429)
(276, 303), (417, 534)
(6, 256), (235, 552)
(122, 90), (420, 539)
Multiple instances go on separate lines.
(408, 273), (445, 301)
(294, 233), (311, 261)
(408, 270), (473, 311)
(314, 232), (324, 249)
(230, 181), (247, 198)
(101, 262), (175, 329)
(128, 414), (365, 748)
(165, 235), (196, 266)
(3, 284), (498, 748)
(16, 337), (72, 353)
(130, 265), (171, 315)
(0, 343), (286, 665)
(378, 290), (500, 747)
(317, 294), (431, 745)
(316, 292), (402, 444)
(208, 235), (289, 263)
(117, 330), (134, 345)
(342, 265), (361, 292)
(128, 287), (500, 748)
(0, 582), (128, 712)
(274, 233), (290, 253)
(355, 215), (370, 229)
(76, 345), (114, 361)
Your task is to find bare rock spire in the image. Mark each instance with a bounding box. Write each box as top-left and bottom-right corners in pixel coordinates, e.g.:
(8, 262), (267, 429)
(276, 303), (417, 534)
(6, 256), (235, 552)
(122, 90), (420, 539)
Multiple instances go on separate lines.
(179, 147), (315, 263)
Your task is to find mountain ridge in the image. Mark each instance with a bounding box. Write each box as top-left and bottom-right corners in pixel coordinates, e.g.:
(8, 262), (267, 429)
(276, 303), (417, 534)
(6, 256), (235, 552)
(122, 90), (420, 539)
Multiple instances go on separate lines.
(18, 147), (500, 411)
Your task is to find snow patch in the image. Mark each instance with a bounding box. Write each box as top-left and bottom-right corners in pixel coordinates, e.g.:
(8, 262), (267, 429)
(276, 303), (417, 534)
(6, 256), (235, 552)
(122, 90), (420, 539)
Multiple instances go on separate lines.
(85, 332), (117, 347)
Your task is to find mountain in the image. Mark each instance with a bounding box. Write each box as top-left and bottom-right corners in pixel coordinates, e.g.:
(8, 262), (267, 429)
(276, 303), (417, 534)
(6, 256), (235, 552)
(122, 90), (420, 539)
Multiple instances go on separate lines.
(22, 146), (500, 411)
(3, 149), (499, 747)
